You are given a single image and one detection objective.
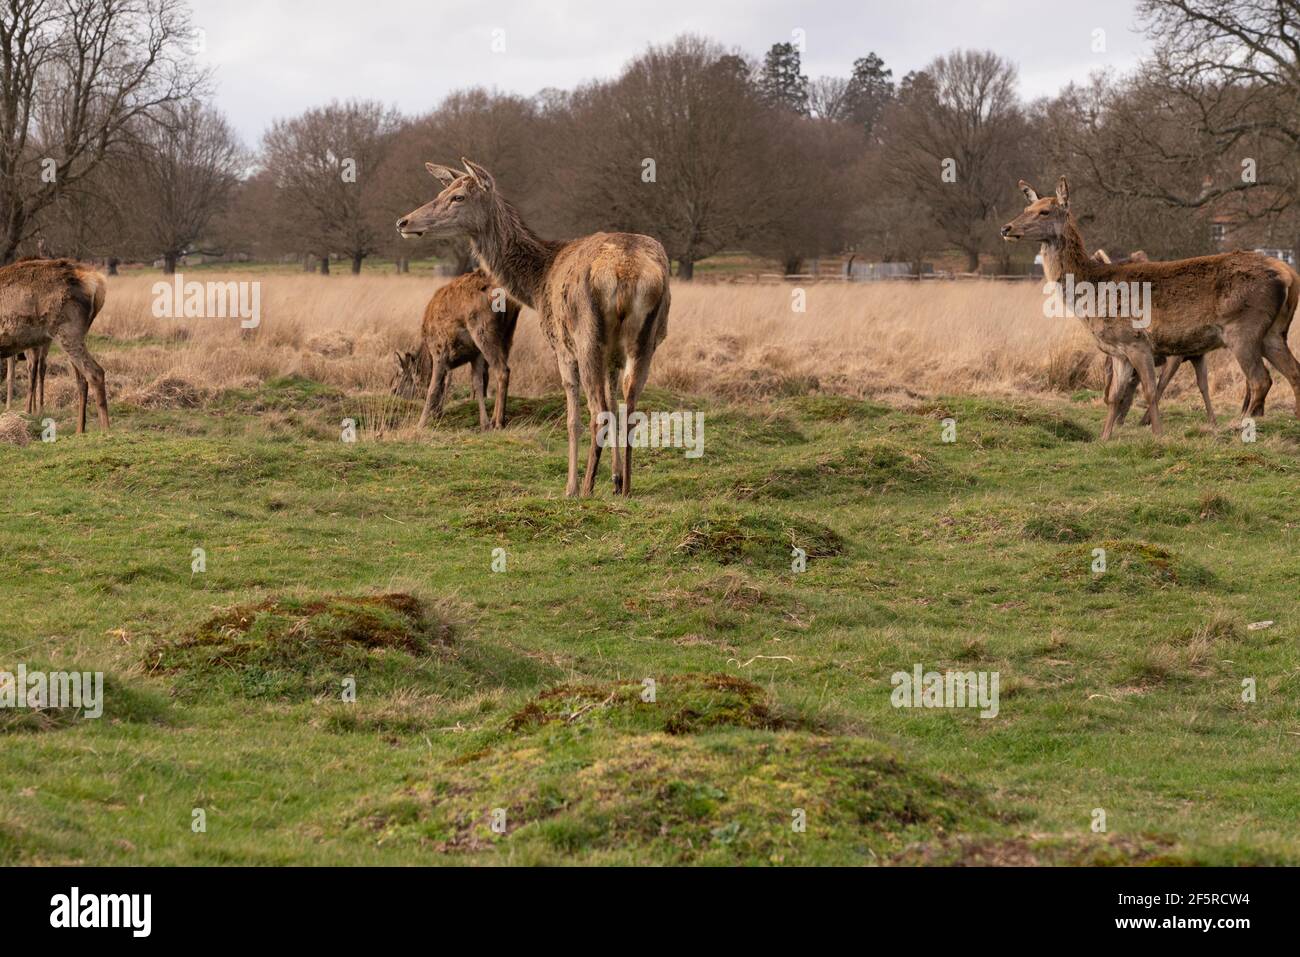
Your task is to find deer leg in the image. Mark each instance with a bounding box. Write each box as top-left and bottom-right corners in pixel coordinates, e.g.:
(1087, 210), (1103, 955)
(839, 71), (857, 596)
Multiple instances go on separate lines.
(469, 328), (510, 431)
(471, 355), (489, 431)
(25, 349), (39, 414)
(558, 358), (583, 497)
(1139, 356), (1180, 426)
(493, 363), (510, 430)
(1226, 335), (1271, 422)
(1132, 350), (1162, 437)
(1111, 363), (1140, 430)
(1261, 332), (1300, 420)
(1100, 356), (1133, 441)
(620, 351), (657, 496)
(74, 367), (87, 434)
(416, 353), (451, 429)
(606, 366), (623, 493)
(577, 349), (612, 498)
(4, 356), (12, 410)
(1191, 355), (1216, 426)
(54, 324), (108, 432)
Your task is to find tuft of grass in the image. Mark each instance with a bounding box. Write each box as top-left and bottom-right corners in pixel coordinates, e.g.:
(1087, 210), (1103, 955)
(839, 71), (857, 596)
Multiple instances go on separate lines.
(1048, 539), (1217, 592)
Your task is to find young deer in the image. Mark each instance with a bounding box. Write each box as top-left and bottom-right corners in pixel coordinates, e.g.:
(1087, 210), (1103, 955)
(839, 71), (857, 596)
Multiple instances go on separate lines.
(1003, 177), (1300, 438)
(391, 269), (521, 430)
(397, 159), (670, 496)
(0, 259), (108, 432)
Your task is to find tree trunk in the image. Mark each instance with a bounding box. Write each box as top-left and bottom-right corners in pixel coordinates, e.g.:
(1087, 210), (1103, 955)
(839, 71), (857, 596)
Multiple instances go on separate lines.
(303, 254), (313, 272)
(783, 255), (803, 276)
(399, 258), (410, 274)
(106, 257), (119, 276)
(351, 252), (363, 274)
(678, 258), (695, 280)
(163, 252), (178, 274)
(319, 256), (330, 275)
(964, 248), (980, 273)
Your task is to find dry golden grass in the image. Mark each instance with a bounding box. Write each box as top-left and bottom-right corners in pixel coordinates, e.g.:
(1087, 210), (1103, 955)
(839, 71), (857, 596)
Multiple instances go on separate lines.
(76, 270), (1260, 409)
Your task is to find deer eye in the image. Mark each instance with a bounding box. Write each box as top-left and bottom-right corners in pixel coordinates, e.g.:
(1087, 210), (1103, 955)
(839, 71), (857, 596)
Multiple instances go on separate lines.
(1038, 210), (1049, 217)
(451, 194), (465, 203)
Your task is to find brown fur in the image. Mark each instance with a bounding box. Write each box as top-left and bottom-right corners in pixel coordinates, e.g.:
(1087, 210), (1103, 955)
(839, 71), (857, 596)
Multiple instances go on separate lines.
(392, 269), (521, 430)
(0, 258), (109, 432)
(1003, 178), (1300, 438)
(398, 160), (670, 496)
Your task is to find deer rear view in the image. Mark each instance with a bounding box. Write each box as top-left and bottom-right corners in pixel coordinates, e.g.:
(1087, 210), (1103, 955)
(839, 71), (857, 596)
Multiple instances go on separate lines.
(0, 259), (109, 432)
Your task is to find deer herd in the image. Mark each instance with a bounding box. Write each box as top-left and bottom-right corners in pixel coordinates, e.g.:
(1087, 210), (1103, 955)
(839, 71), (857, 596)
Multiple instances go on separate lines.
(2, 165), (1298, 495)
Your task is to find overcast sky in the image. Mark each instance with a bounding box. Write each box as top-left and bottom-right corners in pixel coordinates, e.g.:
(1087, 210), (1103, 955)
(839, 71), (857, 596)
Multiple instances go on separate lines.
(191, 0), (1154, 145)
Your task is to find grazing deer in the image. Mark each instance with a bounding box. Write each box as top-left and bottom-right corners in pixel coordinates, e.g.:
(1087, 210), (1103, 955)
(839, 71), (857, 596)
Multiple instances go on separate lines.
(397, 159), (670, 496)
(391, 269), (521, 430)
(1092, 249), (1215, 427)
(0, 259), (108, 432)
(1003, 177), (1300, 439)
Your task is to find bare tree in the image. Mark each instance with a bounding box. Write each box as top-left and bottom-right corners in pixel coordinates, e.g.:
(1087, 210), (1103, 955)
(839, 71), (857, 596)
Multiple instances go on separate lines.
(1065, 1), (1300, 255)
(0, 0), (203, 263)
(880, 51), (1032, 271)
(262, 99), (401, 274)
(566, 35), (776, 279)
(110, 101), (245, 272)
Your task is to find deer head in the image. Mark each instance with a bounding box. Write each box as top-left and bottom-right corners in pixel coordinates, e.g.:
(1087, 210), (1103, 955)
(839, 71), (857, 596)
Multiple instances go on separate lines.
(1000, 177), (1071, 243)
(391, 350), (422, 398)
(396, 159), (496, 240)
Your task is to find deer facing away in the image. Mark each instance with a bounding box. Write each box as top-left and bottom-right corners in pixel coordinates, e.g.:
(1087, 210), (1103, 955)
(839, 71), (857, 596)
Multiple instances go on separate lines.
(397, 159), (670, 496)
(392, 269), (521, 431)
(0, 259), (108, 432)
(1002, 177), (1300, 439)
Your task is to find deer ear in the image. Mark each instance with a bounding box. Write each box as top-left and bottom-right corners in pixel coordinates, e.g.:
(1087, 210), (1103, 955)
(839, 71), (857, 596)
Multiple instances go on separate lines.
(460, 158), (494, 191)
(426, 163), (462, 186)
(1018, 180), (1039, 203)
(1056, 176), (1070, 209)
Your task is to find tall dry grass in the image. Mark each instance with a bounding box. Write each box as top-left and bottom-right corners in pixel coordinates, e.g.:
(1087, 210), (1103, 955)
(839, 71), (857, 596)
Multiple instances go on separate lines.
(73, 271), (1258, 409)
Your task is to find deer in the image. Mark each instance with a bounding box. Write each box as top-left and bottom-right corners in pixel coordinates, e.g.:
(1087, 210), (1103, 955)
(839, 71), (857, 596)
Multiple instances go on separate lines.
(1002, 177), (1300, 439)
(1092, 249), (1215, 428)
(391, 269), (521, 431)
(397, 159), (670, 497)
(0, 258), (109, 432)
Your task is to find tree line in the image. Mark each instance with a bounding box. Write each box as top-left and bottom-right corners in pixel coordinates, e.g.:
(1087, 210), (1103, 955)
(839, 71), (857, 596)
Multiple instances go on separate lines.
(3, 0), (1297, 277)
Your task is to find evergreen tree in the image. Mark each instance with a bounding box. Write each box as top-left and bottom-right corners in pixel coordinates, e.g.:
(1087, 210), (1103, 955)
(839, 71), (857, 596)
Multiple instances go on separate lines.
(758, 43), (810, 115)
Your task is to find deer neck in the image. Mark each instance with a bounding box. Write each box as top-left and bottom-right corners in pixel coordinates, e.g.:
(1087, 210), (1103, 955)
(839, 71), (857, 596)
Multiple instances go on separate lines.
(1040, 215), (1096, 286)
(468, 198), (560, 311)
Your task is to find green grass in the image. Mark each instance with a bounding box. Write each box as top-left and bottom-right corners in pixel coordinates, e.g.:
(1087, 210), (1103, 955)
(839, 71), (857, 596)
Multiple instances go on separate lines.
(2, 380), (1298, 865)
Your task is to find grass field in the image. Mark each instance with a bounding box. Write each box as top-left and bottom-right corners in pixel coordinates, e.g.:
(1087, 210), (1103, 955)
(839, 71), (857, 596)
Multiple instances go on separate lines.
(2, 272), (1299, 865)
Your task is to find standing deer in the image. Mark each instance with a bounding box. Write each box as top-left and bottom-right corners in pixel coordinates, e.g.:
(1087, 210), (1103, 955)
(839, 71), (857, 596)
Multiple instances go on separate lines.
(0, 259), (109, 432)
(1002, 177), (1300, 439)
(1092, 249), (1215, 427)
(391, 269), (521, 430)
(397, 159), (670, 496)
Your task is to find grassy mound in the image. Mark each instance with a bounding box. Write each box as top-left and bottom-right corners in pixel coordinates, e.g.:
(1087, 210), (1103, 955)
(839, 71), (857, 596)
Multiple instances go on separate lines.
(735, 441), (964, 500)
(348, 673), (999, 863)
(144, 593), (456, 700)
(504, 673), (785, 736)
(465, 496), (626, 540)
(0, 669), (168, 734)
(672, 506), (844, 567)
(1046, 539), (1216, 592)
